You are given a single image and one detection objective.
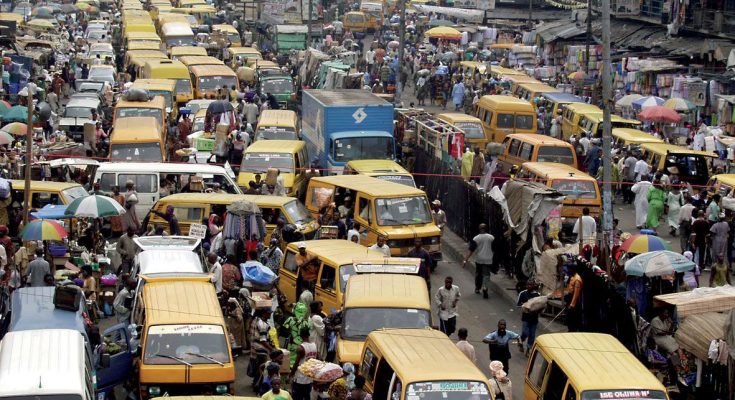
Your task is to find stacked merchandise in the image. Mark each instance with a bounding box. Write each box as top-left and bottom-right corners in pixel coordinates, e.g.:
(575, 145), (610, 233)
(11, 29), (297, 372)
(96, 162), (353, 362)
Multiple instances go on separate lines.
(7, 55), (32, 96)
(508, 45), (537, 68)
(715, 96), (735, 135)
(564, 45), (601, 77)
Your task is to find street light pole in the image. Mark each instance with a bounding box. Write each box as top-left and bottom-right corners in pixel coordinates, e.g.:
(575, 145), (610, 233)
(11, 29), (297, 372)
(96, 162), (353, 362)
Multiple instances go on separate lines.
(307, 0), (313, 47)
(395, 0), (406, 106)
(528, 0), (533, 30)
(22, 86), (34, 225)
(584, 0), (592, 74)
(601, 0), (613, 252)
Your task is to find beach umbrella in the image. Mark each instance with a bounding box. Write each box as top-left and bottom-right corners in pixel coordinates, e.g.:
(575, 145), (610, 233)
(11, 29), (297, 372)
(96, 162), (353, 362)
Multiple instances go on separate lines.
(615, 94), (643, 109)
(31, 7), (54, 18)
(664, 97), (696, 112)
(620, 233), (671, 254)
(64, 195), (126, 218)
(0, 101), (11, 116)
(60, 4), (77, 13)
(637, 105), (681, 123)
(31, 204), (71, 220)
(27, 19), (54, 29)
(76, 2), (92, 10)
(425, 26), (462, 40)
(624, 250), (695, 277)
(2, 106), (35, 123)
(632, 96), (665, 110)
(20, 219), (68, 241)
(0, 131), (15, 145)
(387, 40), (399, 49)
(568, 71), (587, 81)
(1, 122), (29, 136)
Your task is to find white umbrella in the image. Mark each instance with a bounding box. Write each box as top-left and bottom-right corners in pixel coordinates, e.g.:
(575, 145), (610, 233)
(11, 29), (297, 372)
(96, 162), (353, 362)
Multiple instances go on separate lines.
(615, 94), (643, 110)
(64, 195), (126, 218)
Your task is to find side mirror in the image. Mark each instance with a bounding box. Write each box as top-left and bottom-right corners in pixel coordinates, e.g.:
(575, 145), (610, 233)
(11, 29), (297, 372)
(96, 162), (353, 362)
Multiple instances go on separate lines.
(100, 353), (111, 368)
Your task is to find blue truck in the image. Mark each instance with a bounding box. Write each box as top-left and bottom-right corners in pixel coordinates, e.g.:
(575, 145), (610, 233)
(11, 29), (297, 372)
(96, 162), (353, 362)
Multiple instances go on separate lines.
(301, 89), (396, 174)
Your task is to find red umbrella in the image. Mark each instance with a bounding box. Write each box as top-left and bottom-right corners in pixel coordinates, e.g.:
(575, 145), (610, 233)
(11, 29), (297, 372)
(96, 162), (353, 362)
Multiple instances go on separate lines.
(637, 106), (681, 123)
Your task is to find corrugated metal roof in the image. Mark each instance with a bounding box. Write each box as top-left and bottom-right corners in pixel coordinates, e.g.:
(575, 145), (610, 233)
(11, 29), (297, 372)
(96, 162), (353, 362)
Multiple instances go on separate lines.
(536, 20), (586, 42)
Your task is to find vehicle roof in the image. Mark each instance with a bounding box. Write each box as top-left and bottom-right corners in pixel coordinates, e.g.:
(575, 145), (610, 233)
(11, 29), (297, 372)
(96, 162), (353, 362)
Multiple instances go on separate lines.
(488, 66), (526, 76)
(179, 55), (225, 66)
(66, 97), (100, 108)
(9, 180), (83, 191)
(228, 46), (261, 55)
(286, 239), (384, 265)
(517, 82), (559, 92)
(564, 103), (601, 113)
(366, 328), (489, 384)
(580, 113), (640, 124)
(311, 175), (426, 197)
(0, 329), (87, 397)
(478, 95), (535, 110)
(142, 279), (223, 325)
(346, 159), (410, 174)
(143, 59), (189, 73)
(258, 110), (297, 125)
(90, 42), (114, 51)
(640, 143), (716, 157)
(437, 112), (481, 123)
(137, 249), (205, 276)
(162, 21), (194, 35)
(112, 117), (161, 138)
(128, 41), (162, 51)
(521, 162), (596, 181)
(157, 193), (296, 208)
(505, 133), (572, 146)
(535, 333), (667, 392)
(331, 130), (393, 139)
(345, 274), (430, 309)
(611, 128), (663, 142)
(541, 92), (584, 103)
(190, 64), (236, 77)
(170, 46), (207, 56)
(116, 95), (166, 109)
(131, 78), (176, 90)
(712, 174), (735, 186)
(245, 139), (304, 152)
(212, 23), (237, 33)
(9, 287), (87, 334)
(305, 89), (390, 106)
(125, 31), (161, 40)
(96, 161), (229, 174)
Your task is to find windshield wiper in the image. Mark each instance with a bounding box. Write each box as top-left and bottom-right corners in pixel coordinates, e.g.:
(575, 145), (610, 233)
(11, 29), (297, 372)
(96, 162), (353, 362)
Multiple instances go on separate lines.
(152, 353), (192, 366)
(185, 352), (225, 366)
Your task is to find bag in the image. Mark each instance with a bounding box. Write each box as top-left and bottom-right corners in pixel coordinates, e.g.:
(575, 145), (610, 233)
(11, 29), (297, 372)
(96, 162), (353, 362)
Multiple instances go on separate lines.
(246, 357), (257, 378)
(493, 378), (506, 400)
(522, 295), (548, 313)
(0, 178), (10, 199)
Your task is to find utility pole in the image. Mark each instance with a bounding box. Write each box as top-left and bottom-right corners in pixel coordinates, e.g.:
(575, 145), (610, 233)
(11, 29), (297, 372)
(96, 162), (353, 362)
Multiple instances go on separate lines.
(584, 0), (592, 74)
(22, 86), (34, 225)
(528, 0), (533, 30)
(395, 0), (406, 106)
(307, 0), (313, 47)
(601, 0), (613, 253)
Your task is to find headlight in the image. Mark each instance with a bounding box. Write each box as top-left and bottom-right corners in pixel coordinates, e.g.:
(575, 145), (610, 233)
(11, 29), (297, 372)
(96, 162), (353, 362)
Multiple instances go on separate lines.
(148, 387), (161, 396)
(429, 236), (440, 244)
(215, 385), (228, 394)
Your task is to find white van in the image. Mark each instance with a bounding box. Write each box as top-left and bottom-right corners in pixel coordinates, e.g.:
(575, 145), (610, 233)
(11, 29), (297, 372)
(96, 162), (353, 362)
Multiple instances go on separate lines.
(93, 162), (242, 221)
(131, 236), (206, 279)
(0, 329), (94, 400)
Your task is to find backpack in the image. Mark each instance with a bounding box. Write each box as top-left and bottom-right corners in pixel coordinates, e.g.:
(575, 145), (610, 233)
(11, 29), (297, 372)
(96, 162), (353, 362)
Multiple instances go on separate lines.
(0, 178), (11, 199)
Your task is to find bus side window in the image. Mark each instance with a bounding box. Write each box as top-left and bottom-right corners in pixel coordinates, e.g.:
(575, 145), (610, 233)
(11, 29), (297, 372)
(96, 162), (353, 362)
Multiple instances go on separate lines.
(361, 348), (378, 384)
(564, 383), (578, 400)
(545, 363), (569, 400)
(527, 349), (549, 390)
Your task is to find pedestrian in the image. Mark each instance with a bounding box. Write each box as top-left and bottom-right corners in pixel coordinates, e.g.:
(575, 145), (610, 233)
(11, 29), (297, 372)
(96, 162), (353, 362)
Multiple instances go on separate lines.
(222, 255), (243, 293)
(122, 180), (141, 232)
(488, 361), (513, 400)
(463, 223), (494, 298)
(631, 176), (652, 229)
(431, 200), (446, 232)
(565, 262), (583, 332)
(227, 298), (246, 348)
(110, 186), (125, 236)
(290, 328), (317, 400)
(309, 301), (327, 360)
(262, 377), (292, 400)
(435, 276), (460, 337)
(708, 194), (722, 224)
(692, 210), (710, 268)
(261, 238), (284, 274)
(407, 238), (434, 290)
(367, 235), (391, 257)
(517, 280), (541, 355)
(646, 180), (666, 232)
(682, 251), (700, 289)
(250, 309), (275, 391)
(451, 78), (465, 111)
(283, 302), (311, 366)
(25, 248), (50, 287)
(207, 252), (223, 294)
(678, 195), (696, 250)
(482, 320), (522, 373)
(348, 376), (371, 400)
(622, 151), (638, 204)
(470, 147), (485, 184)
(710, 213), (729, 263)
(116, 227), (138, 274)
(572, 207), (597, 245)
(113, 278), (135, 325)
(455, 328), (476, 363)
(666, 186), (683, 236)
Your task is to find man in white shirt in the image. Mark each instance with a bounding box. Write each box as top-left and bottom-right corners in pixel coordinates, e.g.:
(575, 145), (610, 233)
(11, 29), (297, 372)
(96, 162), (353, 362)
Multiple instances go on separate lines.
(463, 223), (494, 298)
(573, 207), (597, 245)
(578, 133), (590, 156)
(678, 195), (696, 251)
(435, 276), (460, 337)
(368, 235), (391, 257)
(634, 156), (650, 182)
(207, 252), (223, 293)
(113, 278), (135, 325)
(365, 48), (375, 73)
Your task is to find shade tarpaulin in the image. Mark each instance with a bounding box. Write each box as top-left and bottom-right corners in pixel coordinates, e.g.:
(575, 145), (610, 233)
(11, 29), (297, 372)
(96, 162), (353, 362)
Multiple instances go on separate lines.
(412, 4), (484, 23)
(654, 285), (735, 317)
(675, 312), (727, 361)
(537, 243), (579, 296)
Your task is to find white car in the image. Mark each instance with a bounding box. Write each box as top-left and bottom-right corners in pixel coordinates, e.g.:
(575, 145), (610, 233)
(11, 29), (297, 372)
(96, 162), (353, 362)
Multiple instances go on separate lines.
(88, 65), (116, 86)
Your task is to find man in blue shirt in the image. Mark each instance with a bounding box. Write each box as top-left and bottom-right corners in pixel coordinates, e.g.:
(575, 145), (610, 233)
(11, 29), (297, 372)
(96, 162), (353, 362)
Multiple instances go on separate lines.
(483, 319), (522, 373)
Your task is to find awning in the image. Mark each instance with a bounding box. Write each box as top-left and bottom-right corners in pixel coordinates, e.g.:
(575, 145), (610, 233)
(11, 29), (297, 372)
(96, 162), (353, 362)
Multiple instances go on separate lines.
(536, 20), (586, 42)
(412, 5), (484, 23)
(717, 94), (735, 104)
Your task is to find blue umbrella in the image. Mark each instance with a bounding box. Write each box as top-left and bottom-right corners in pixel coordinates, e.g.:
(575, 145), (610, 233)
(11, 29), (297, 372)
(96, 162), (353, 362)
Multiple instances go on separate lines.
(31, 204), (71, 220)
(624, 250), (695, 277)
(1, 105), (37, 123)
(632, 96), (665, 110)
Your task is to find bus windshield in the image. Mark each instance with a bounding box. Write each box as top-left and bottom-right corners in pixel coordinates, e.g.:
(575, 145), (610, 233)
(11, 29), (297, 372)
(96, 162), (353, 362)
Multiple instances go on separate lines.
(175, 79), (192, 94)
(284, 200), (314, 225)
(537, 146), (576, 166)
(454, 122), (484, 139)
(144, 324), (230, 365)
(342, 307), (431, 340)
(111, 143), (163, 162)
(374, 175), (416, 187)
(115, 108), (163, 126)
(332, 137), (395, 163)
(261, 78), (293, 94)
(198, 76), (237, 90)
(405, 381), (491, 400)
(375, 196), (432, 226)
(256, 126), (297, 141)
(551, 179), (597, 199)
(241, 152), (294, 173)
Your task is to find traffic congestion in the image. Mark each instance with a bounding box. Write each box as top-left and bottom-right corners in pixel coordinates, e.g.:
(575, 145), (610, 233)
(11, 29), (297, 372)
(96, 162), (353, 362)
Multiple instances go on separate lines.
(0, 0), (733, 399)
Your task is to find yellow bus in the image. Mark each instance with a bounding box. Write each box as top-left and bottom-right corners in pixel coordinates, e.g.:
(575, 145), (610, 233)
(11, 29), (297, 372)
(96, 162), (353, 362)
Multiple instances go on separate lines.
(578, 112), (641, 137)
(305, 175), (441, 258)
(189, 64), (237, 99)
(474, 95), (537, 143)
(344, 159), (416, 187)
(707, 174), (735, 197)
(238, 140), (308, 197)
(498, 133), (578, 172)
(526, 333), (668, 400)
(179, 55), (225, 70)
(611, 128), (663, 151)
(255, 110), (299, 141)
(110, 116), (165, 162)
(114, 95), (167, 135)
(160, 21), (195, 48)
(124, 31), (162, 49)
(141, 59), (193, 104)
(10, 180), (88, 208)
(133, 276), (235, 399)
(437, 112), (487, 151)
(170, 45), (207, 60)
(212, 24), (241, 46)
(226, 46), (262, 68)
(561, 103), (601, 139)
(640, 143), (715, 186)
(514, 82), (560, 103)
(130, 78), (177, 118)
(360, 329), (492, 400)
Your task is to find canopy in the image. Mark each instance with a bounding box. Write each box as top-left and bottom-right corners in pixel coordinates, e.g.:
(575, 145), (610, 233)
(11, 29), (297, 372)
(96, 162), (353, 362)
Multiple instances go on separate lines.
(637, 106), (681, 123)
(655, 286), (735, 317)
(425, 26), (462, 40)
(20, 219), (68, 241)
(663, 98), (696, 112)
(615, 94), (643, 109)
(632, 96), (665, 110)
(31, 204), (71, 220)
(620, 233), (671, 253)
(624, 250), (694, 277)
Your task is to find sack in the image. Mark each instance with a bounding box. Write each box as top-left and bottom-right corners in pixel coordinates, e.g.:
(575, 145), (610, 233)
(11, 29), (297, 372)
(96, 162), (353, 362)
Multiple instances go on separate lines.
(0, 178), (10, 199)
(522, 295), (548, 313)
(242, 262), (276, 285)
(246, 357), (257, 378)
(124, 88), (149, 102)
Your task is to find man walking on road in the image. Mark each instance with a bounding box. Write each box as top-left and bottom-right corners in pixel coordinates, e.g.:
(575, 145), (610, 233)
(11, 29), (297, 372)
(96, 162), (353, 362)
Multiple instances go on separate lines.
(26, 248), (50, 287)
(483, 319), (522, 373)
(463, 223), (494, 298)
(435, 276), (460, 337)
(517, 280), (541, 355)
(455, 328), (476, 363)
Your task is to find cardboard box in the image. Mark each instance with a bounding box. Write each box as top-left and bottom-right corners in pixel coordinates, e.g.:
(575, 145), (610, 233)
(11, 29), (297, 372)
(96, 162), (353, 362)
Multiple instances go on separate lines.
(249, 291), (272, 310)
(265, 167), (278, 186)
(279, 349), (290, 373)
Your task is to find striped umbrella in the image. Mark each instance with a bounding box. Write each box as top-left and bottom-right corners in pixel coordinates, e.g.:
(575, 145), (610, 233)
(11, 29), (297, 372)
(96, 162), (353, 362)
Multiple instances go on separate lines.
(1, 122), (29, 136)
(615, 94), (643, 109)
(663, 97), (696, 112)
(21, 219), (68, 241)
(0, 131), (15, 145)
(624, 250), (695, 277)
(64, 195), (126, 218)
(620, 234), (671, 254)
(632, 96), (665, 110)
